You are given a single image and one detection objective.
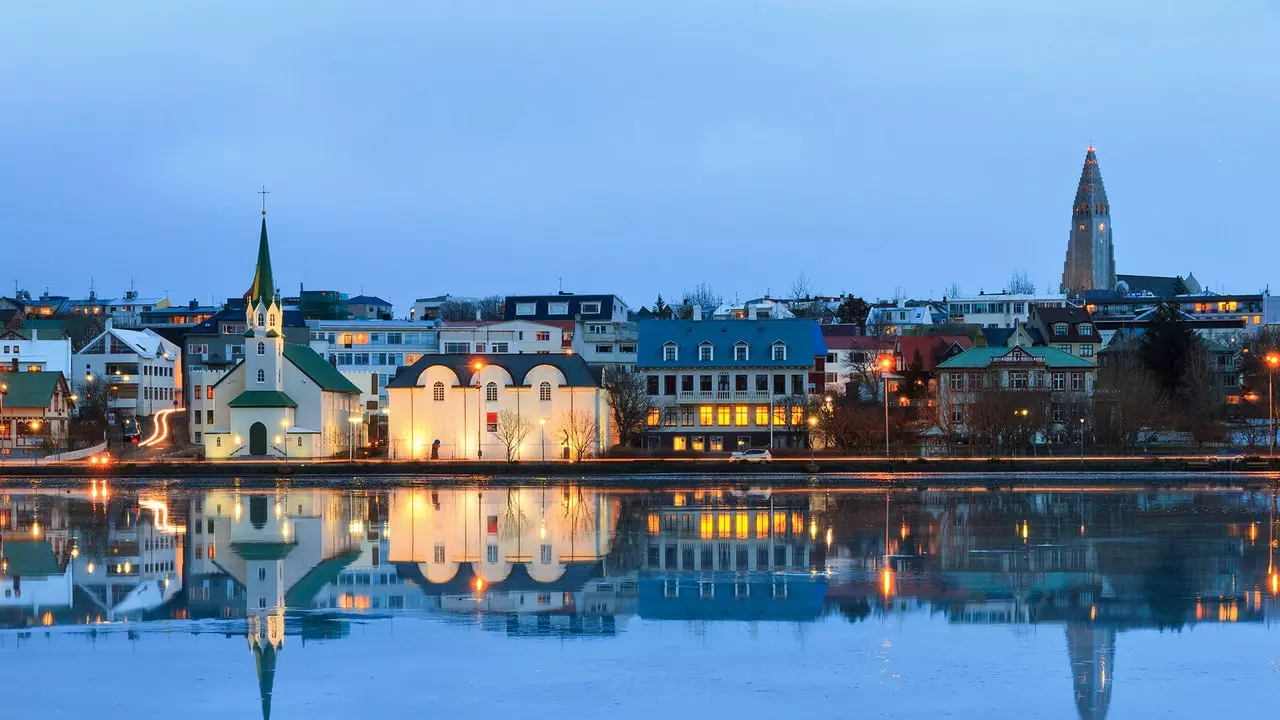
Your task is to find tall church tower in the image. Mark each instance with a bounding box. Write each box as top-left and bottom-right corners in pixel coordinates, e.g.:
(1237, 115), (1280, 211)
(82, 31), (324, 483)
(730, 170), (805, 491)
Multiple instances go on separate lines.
(245, 212), (284, 392)
(1060, 146), (1116, 294)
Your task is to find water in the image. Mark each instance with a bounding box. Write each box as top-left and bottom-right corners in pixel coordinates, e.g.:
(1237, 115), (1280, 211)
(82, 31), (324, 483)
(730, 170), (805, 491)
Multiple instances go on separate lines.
(1, 481), (1277, 718)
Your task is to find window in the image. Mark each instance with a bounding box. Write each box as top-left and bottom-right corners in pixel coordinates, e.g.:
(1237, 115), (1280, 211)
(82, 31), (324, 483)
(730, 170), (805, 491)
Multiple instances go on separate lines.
(256, 369), (265, 383)
(735, 343), (749, 361)
(1071, 373), (1083, 391)
(491, 342), (509, 353)
(548, 302), (569, 315)
(949, 373), (962, 391)
(207, 386), (214, 400)
(1078, 323), (1092, 336)
(662, 408), (678, 426)
(193, 411), (202, 425)
(771, 343), (787, 361)
(433, 544), (445, 563)
(596, 344), (613, 354)
(580, 301), (602, 314)
(646, 376), (659, 395)
(257, 313), (264, 326)
(540, 544), (553, 564)
(681, 375), (694, 392)
(534, 331), (552, 342)
(194, 384), (202, 400)
(620, 344), (636, 354)
(663, 344), (678, 362)
(485, 382), (498, 402)
(647, 408), (660, 426)
(432, 382), (445, 401)
(515, 303), (536, 316)
(717, 406), (731, 426)
(663, 375), (676, 395)
(699, 406), (714, 425)
(443, 342), (469, 354)
(1012, 302), (1025, 314)
(1053, 324), (1068, 336)
(485, 545), (499, 563)
(734, 405), (748, 426)
(1010, 371), (1028, 389)
(699, 343), (713, 362)
(1051, 372), (1065, 390)
(681, 407), (694, 426)
(216, 437), (221, 447)
(268, 313), (276, 326)
(475, 343), (486, 353)
(256, 341), (265, 355)
(1052, 404), (1064, 423)
(1081, 345), (1094, 358)
(538, 381), (551, 401)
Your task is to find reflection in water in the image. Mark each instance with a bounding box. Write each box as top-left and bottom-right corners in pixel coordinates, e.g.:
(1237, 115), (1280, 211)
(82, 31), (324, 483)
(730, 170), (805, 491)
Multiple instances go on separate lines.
(1, 484), (1278, 718)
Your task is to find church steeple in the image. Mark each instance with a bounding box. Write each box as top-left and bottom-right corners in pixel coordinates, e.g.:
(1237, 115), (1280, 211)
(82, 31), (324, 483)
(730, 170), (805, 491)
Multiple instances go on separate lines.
(1073, 147), (1110, 215)
(1061, 145), (1116, 294)
(247, 216), (277, 308)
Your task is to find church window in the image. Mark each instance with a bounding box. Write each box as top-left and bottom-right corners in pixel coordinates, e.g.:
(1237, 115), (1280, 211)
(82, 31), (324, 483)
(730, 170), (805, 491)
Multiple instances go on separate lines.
(257, 313), (264, 326)
(268, 313), (276, 326)
(432, 382), (445, 401)
(485, 382), (498, 402)
(539, 381), (551, 401)
(256, 369), (266, 384)
(257, 341), (265, 355)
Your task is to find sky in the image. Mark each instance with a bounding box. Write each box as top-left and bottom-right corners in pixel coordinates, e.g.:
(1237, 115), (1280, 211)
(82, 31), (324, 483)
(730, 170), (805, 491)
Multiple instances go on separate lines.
(2, 1), (1278, 313)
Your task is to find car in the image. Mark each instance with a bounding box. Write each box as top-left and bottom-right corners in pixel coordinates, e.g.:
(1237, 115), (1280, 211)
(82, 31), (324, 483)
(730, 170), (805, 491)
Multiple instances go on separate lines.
(1207, 447), (1246, 466)
(88, 452), (112, 467)
(730, 449), (772, 464)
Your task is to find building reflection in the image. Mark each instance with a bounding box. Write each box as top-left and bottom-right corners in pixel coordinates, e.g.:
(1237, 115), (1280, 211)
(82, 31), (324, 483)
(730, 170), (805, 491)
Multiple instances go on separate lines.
(1, 485), (1278, 720)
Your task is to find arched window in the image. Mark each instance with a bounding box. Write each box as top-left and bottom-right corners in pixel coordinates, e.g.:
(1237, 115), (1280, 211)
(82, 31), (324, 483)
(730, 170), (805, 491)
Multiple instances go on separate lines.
(256, 341), (265, 355)
(432, 382), (445, 402)
(485, 382), (498, 402)
(268, 313), (276, 326)
(539, 381), (551, 401)
(257, 312), (264, 326)
(256, 369), (266, 383)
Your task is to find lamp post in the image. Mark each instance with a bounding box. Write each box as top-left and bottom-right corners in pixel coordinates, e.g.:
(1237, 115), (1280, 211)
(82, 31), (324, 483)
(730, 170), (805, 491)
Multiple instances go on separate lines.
(472, 360), (485, 460)
(1, 381), (6, 453)
(807, 416), (817, 463)
(348, 414), (361, 460)
(539, 418), (547, 462)
(879, 355), (893, 457)
(1267, 353), (1279, 462)
(1079, 417), (1086, 465)
(280, 417), (290, 462)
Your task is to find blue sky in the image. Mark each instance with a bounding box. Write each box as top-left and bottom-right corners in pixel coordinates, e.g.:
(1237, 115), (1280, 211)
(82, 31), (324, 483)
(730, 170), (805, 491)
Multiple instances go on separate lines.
(2, 1), (1277, 311)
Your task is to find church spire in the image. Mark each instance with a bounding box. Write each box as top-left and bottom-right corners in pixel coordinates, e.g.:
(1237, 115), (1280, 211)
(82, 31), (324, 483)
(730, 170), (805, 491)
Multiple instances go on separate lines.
(248, 216), (277, 308)
(1074, 146), (1110, 215)
(253, 642), (278, 720)
(1061, 145), (1116, 294)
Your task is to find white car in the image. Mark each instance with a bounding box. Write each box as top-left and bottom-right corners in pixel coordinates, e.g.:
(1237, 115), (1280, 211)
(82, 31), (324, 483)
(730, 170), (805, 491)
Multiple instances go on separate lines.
(730, 449), (772, 464)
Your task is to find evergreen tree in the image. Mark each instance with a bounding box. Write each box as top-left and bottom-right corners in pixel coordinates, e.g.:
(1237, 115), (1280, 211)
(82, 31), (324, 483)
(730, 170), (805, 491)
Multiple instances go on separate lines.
(835, 296), (871, 329)
(1171, 276), (1189, 296)
(1138, 302), (1203, 397)
(651, 294), (673, 319)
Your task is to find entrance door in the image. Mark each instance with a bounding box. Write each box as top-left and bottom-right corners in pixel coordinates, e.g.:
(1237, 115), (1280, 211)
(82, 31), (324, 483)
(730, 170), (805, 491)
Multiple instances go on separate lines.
(249, 422), (267, 456)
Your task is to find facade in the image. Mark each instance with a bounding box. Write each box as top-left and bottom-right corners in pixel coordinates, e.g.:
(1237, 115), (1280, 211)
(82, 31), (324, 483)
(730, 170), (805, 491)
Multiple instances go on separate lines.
(865, 300), (947, 336)
(1060, 146), (1116, 293)
(385, 354), (607, 461)
(75, 322), (181, 419)
(711, 299), (794, 320)
(437, 320), (566, 355)
(107, 290), (170, 328)
(138, 299), (219, 329)
(1027, 305), (1100, 359)
(0, 326), (72, 376)
(347, 295), (393, 320)
(936, 345), (1097, 439)
(636, 319), (819, 451)
(947, 292), (1073, 329)
(0, 371), (73, 456)
(820, 328), (893, 399)
(504, 293), (629, 323)
(202, 217), (362, 459)
(1084, 291), (1279, 336)
(308, 319), (439, 412)
(575, 318), (638, 368)
(412, 294), (478, 322)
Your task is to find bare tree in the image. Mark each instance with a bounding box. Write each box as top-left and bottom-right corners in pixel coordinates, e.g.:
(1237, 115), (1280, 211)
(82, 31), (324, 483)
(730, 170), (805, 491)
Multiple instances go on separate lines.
(495, 409), (533, 462)
(1093, 350), (1165, 452)
(439, 299), (479, 322)
(943, 282), (962, 300)
(602, 365), (654, 447)
(476, 295), (505, 321)
(559, 410), (599, 461)
(675, 282), (723, 319)
(1007, 268), (1037, 295)
(790, 272), (812, 302)
(74, 378), (109, 427)
(1178, 347), (1222, 446)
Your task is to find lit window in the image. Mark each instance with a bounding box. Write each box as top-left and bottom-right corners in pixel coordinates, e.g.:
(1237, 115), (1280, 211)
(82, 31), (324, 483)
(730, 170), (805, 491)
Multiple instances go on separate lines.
(699, 406), (713, 425)
(647, 408), (660, 426)
(485, 382), (498, 402)
(717, 406), (730, 426)
(539, 381), (551, 401)
(734, 406), (748, 426)
(535, 331), (551, 342)
(755, 406), (769, 425)
(432, 382), (445, 401)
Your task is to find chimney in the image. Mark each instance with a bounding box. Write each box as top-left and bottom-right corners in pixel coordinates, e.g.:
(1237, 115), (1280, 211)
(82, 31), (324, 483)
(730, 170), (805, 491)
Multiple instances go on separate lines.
(31, 328), (38, 341)
(692, 305), (702, 322)
(189, 299), (198, 310)
(475, 308), (482, 321)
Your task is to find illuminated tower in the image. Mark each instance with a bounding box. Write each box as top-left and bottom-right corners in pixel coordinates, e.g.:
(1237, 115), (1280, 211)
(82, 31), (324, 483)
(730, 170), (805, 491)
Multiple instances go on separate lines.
(244, 213), (284, 393)
(1060, 147), (1116, 294)
(1066, 623), (1115, 720)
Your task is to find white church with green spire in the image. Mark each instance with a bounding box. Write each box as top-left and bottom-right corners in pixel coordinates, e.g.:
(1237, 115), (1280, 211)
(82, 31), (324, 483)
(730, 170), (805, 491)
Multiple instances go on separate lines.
(203, 213), (361, 459)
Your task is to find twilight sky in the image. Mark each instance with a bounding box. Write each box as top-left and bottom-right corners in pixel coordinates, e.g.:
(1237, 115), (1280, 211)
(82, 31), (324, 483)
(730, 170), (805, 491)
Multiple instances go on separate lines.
(2, 1), (1277, 313)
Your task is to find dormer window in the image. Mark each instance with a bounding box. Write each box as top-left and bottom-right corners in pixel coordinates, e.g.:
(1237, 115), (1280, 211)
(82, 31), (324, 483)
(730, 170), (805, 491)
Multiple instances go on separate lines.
(548, 302), (569, 315)
(771, 342), (787, 361)
(698, 342), (714, 362)
(663, 342), (678, 362)
(580, 301), (601, 315)
(1079, 323), (1092, 336)
(1053, 323), (1068, 336)
(515, 303), (536, 316)
(733, 342), (749, 361)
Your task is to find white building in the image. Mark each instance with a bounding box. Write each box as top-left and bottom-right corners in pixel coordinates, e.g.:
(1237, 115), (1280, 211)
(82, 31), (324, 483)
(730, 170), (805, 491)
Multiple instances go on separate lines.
(202, 216), (362, 459)
(307, 318), (439, 410)
(946, 293), (1074, 329)
(75, 320), (181, 418)
(865, 300), (947, 336)
(106, 290), (170, 328)
(438, 320), (567, 356)
(385, 354), (608, 460)
(576, 319), (638, 368)
(0, 326), (73, 376)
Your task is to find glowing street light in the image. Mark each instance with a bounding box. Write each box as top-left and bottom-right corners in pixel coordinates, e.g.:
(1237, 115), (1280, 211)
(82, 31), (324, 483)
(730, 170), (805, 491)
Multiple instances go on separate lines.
(1266, 353), (1280, 461)
(538, 418), (547, 462)
(879, 355), (893, 457)
(807, 416), (818, 463)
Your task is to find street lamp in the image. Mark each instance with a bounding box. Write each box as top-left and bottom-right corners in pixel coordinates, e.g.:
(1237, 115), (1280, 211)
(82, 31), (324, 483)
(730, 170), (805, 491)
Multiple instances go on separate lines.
(348, 414), (362, 459)
(807, 416), (817, 463)
(472, 360), (485, 459)
(1266, 353), (1279, 461)
(280, 417), (290, 462)
(538, 418), (547, 462)
(1079, 417), (1086, 465)
(879, 355), (893, 457)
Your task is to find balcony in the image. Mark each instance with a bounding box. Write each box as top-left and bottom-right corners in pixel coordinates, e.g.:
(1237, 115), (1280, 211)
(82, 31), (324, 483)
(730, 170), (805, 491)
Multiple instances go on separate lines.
(676, 389), (776, 403)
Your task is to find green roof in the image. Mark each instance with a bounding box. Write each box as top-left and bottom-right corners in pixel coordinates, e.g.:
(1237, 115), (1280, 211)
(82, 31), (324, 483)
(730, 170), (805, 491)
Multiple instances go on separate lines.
(283, 344), (361, 393)
(3, 540), (63, 576)
(230, 542), (297, 561)
(284, 549), (361, 607)
(248, 217), (277, 307)
(935, 345), (1096, 370)
(0, 371), (66, 409)
(228, 390), (298, 408)
(16, 319), (68, 339)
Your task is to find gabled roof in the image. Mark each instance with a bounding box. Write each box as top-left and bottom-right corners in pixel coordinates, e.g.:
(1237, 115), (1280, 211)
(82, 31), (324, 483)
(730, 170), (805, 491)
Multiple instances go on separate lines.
(636, 319), (818, 368)
(282, 344), (361, 393)
(228, 390), (298, 408)
(1, 540), (62, 576)
(79, 327), (177, 358)
(935, 345), (1095, 370)
(347, 295), (391, 306)
(0, 371), (69, 409)
(387, 353), (599, 389)
(896, 336), (973, 371)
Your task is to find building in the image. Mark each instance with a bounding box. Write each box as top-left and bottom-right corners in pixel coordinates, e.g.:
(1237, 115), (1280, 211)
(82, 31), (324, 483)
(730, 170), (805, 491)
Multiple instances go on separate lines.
(283, 288), (349, 320)
(11, 290), (70, 318)
(412, 294), (478, 322)
(0, 325), (72, 376)
(576, 318), (638, 368)
(201, 216), (362, 459)
(1027, 305), (1100, 359)
(865, 300), (948, 336)
(438, 320), (567, 356)
(636, 318), (819, 451)
(385, 354), (607, 460)
(1060, 146), (1116, 293)
(504, 293), (629, 324)
(75, 321), (181, 419)
(346, 295), (393, 320)
(0, 371), (74, 457)
(820, 327), (892, 399)
(307, 318), (439, 414)
(138, 299), (219, 329)
(106, 290), (170, 328)
(711, 298), (794, 320)
(947, 292), (1073, 329)
(1084, 290), (1278, 337)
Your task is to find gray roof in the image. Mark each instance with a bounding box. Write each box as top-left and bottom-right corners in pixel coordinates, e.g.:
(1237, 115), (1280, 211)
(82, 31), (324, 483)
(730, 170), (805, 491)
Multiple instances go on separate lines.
(637, 319), (818, 368)
(387, 353), (600, 388)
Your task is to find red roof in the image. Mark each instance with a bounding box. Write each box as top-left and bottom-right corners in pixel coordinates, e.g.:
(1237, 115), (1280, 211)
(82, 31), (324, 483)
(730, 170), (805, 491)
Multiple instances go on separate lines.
(821, 330), (892, 353)
(895, 335), (973, 371)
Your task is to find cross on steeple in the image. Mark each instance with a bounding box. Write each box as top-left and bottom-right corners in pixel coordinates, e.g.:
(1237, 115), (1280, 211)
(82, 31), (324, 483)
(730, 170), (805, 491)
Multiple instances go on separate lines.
(258, 185), (270, 216)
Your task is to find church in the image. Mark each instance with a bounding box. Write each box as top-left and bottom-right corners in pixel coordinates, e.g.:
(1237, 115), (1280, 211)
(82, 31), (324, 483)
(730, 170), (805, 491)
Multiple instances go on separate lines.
(202, 214), (361, 459)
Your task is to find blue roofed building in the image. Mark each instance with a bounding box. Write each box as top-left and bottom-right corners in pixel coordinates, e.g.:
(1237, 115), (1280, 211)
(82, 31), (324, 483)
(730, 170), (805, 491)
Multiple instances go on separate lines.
(636, 318), (821, 451)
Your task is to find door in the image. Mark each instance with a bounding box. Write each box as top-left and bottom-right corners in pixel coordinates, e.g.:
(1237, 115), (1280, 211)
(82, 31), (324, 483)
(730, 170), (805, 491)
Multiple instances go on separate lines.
(249, 422), (267, 456)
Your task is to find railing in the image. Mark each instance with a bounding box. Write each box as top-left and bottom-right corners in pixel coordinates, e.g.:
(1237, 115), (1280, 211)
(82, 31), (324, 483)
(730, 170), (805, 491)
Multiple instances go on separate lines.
(676, 389), (777, 403)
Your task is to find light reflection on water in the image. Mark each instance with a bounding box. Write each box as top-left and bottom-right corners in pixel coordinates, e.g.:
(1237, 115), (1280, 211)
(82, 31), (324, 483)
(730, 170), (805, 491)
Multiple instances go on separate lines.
(1, 483), (1278, 718)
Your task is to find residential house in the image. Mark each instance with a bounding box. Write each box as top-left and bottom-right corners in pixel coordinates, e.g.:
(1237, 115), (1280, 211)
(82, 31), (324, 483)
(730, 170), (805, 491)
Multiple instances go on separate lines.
(820, 327), (893, 399)
(347, 295), (393, 320)
(14, 290), (70, 318)
(201, 218), (362, 459)
(385, 354), (607, 460)
(307, 318), (440, 415)
(577, 318), (639, 368)
(438, 320), (566, 356)
(892, 335), (973, 412)
(107, 290), (170, 328)
(1027, 305), (1100, 360)
(0, 371), (74, 457)
(138, 299), (219, 329)
(1100, 327), (1241, 406)
(412, 294), (478, 322)
(636, 319), (819, 451)
(947, 293), (1073, 329)
(865, 299), (948, 336)
(76, 321), (181, 419)
(0, 325), (73, 376)
(711, 299), (794, 320)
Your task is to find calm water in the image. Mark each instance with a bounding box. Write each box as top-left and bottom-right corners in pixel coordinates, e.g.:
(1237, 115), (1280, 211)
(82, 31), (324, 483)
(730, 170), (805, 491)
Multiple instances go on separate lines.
(1, 481), (1278, 719)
